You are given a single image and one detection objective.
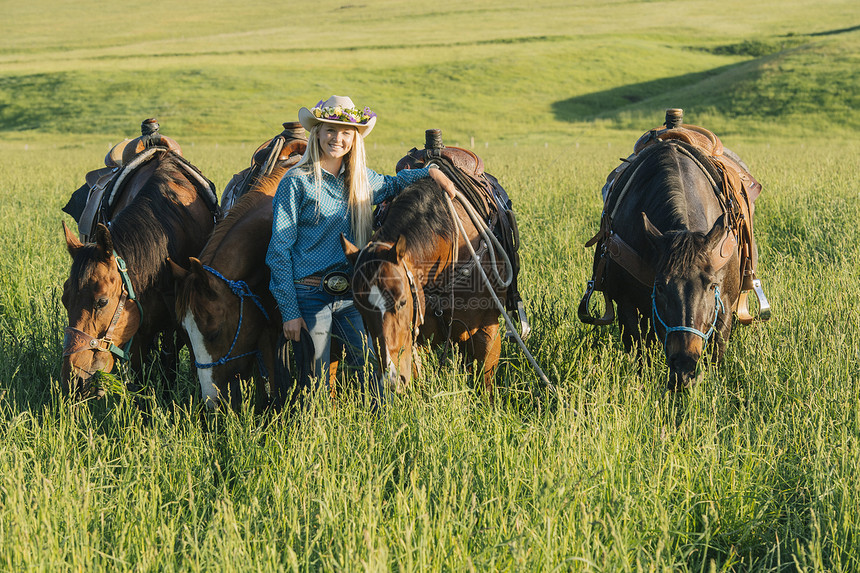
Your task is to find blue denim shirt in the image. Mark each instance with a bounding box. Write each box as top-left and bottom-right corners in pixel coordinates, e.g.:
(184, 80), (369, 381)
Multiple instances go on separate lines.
(266, 165), (430, 322)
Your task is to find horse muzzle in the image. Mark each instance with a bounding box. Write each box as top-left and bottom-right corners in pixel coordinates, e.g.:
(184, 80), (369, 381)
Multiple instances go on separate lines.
(61, 359), (106, 399)
(666, 351), (701, 392)
(62, 326), (115, 398)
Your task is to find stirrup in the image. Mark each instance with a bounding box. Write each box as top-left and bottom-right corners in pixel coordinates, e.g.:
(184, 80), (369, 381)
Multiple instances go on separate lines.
(736, 279), (771, 324)
(578, 280), (615, 325)
(506, 300), (532, 342)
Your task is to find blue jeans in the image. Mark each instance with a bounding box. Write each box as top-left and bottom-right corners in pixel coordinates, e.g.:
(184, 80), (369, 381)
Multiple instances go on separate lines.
(294, 284), (381, 400)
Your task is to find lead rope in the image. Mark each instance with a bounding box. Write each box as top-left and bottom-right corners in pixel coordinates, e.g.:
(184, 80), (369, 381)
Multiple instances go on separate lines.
(443, 192), (559, 401)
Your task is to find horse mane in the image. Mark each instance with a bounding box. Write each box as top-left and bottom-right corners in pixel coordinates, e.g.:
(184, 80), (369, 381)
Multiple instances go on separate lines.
(200, 189), (270, 263)
(658, 230), (712, 276)
(627, 141), (723, 275)
(73, 151), (201, 292)
(251, 168), (285, 197)
(374, 178), (456, 261)
(615, 140), (718, 233)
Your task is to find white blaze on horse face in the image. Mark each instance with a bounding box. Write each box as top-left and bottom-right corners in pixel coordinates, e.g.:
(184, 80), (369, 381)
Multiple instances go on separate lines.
(368, 285), (387, 323)
(368, 285), (399, 388)
(181, 311), (220, 409)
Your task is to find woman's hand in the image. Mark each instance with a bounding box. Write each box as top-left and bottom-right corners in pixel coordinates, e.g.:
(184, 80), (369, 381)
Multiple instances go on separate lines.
(282, 318), (307, 341)
(428, 167), (457, 199)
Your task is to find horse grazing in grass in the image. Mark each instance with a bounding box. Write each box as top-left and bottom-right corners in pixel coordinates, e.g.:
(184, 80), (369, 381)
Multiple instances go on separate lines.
(62, 148), (218, 398)
(579, 121), (768, 390)
(342, 177), (511, 398)
(171, 136), (311, 412)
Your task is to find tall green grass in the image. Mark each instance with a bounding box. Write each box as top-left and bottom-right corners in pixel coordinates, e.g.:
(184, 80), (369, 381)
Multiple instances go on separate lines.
(2, 0), (860, 570)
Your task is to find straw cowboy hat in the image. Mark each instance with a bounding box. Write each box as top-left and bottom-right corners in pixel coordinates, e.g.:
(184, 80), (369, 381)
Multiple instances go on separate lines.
(298, 95), (377, 137)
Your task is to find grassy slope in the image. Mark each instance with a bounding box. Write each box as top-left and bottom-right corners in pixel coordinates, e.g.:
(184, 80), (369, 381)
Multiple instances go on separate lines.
(1, 1), (860, 571)
(0, 1), (858, 144)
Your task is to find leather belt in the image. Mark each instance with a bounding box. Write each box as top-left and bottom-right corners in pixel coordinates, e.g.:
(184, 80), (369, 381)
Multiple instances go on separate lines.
(295, 271), (351, 296)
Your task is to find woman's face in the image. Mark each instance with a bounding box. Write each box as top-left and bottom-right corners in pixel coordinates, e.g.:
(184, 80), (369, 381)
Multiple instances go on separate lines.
(318, 124), (356, 161)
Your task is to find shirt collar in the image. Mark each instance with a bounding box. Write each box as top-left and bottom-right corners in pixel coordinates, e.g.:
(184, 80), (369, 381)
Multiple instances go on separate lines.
(321, 163), (346, 177)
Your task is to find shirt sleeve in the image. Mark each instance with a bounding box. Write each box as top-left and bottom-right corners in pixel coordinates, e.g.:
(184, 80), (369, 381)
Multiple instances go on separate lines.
(367, 166), (431, 204)
(266, 175), (302, 322)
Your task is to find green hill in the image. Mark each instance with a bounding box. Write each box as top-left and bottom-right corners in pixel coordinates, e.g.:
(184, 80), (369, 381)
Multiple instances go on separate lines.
(1, 0), (857, 144)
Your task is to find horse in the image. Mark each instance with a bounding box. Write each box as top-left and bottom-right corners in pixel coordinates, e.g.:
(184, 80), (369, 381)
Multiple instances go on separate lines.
(62, 148), (218, 399)
(579, 121), (767, 390)
(341, 176), (512, 399)
(171, 134), (334, 412)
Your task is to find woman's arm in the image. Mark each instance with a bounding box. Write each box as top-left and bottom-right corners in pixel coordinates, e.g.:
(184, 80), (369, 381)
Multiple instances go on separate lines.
(368, 165), (456, 204)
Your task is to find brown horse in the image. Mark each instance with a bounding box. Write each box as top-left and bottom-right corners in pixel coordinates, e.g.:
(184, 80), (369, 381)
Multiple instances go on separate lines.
(341, 177), (511, 398)
(62, 149), (218, 398)
(579, 132), (767, 390)
(171, 136), (319, 412)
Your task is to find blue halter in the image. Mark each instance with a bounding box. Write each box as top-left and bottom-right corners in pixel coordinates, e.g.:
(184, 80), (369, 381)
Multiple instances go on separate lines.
(193, 265), (270, 377)
(651, 284), (723, 349)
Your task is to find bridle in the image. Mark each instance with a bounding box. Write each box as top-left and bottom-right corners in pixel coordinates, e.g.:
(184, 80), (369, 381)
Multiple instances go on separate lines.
(651, 283), (724, 349)
(62, 250), (143, 363)
(192, 265), (271, 376)
(358, 241), (426, 341)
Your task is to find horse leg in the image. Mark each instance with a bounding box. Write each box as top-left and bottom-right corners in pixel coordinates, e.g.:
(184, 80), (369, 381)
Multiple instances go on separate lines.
(227, 374), (242, 414)
(157, 329), (182, 403)
(328, 339), (342, 402)
(461, 322), (501, 404)
(617, 301), (643, 354)
(256, 328), (278, 414)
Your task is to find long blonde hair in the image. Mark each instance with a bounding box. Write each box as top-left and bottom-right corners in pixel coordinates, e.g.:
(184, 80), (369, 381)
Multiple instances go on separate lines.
(291, 124), (373, 246)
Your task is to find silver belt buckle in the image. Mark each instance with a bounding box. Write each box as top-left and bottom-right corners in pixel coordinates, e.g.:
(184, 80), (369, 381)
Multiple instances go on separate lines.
(322, 271), (351, 296)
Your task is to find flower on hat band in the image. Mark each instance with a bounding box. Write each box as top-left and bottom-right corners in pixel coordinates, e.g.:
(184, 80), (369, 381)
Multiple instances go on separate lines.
(311, 100), (376, 125)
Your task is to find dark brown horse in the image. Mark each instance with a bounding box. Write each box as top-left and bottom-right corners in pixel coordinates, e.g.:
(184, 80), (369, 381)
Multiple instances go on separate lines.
(341, 177), (511, 397)
(171, 136), (331, 412)
(580, 134), (765, 390)
(62, 149), (218, 398)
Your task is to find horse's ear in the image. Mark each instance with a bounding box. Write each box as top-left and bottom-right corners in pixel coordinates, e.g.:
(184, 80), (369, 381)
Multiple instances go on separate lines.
(394, 235), (408, 261)
(188, 257), (205, 276)
(641, 212), (663, 239)
(93, 223), (114, 256)
(62, 221), (83, 258)
(705, 214), (727, 250)
(168, 257), (189, 281)
(188, 257), (217, 297)
(340, 234), (360, 265)
(706, 214), (736, 271)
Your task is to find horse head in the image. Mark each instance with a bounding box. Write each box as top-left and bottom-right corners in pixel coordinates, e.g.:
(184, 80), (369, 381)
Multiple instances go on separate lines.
(61, 221), (141, 398)
(172, 256), (271, 410)
(342, 234), (425, 392)
(643, 212), (736, 390)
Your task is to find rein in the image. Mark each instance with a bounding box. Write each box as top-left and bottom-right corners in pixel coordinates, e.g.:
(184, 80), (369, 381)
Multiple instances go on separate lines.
(442, 192), (558, 398)
(360, 241), (426, 339)
(193, 265), (271, 375)
(651, 285), (724, 349)
(62, 251), (142, 363)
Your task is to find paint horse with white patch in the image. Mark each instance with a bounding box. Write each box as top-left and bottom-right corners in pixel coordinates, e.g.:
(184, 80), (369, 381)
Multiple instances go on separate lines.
(171, 137), (307, 412)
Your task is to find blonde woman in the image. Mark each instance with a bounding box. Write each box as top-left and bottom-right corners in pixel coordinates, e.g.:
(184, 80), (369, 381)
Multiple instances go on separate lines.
(266, 95), (455, 397)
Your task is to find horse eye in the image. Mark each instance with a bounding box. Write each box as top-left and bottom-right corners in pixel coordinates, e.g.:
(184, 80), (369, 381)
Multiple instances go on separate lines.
(96, 297), (109, 309)
(397, 299), (407, 310)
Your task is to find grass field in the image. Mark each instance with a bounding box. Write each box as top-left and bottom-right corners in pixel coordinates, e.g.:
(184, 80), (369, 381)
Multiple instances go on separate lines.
(1, 1), (860, 571)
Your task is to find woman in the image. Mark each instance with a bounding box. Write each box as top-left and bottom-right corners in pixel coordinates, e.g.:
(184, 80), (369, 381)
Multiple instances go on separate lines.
(266, 95), (455, 399)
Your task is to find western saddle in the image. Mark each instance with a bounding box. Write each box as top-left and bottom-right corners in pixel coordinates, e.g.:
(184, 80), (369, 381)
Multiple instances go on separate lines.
(392, 129), (530, 340)
(63, 118), (218, 242)
(220, 121), (308, 213)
